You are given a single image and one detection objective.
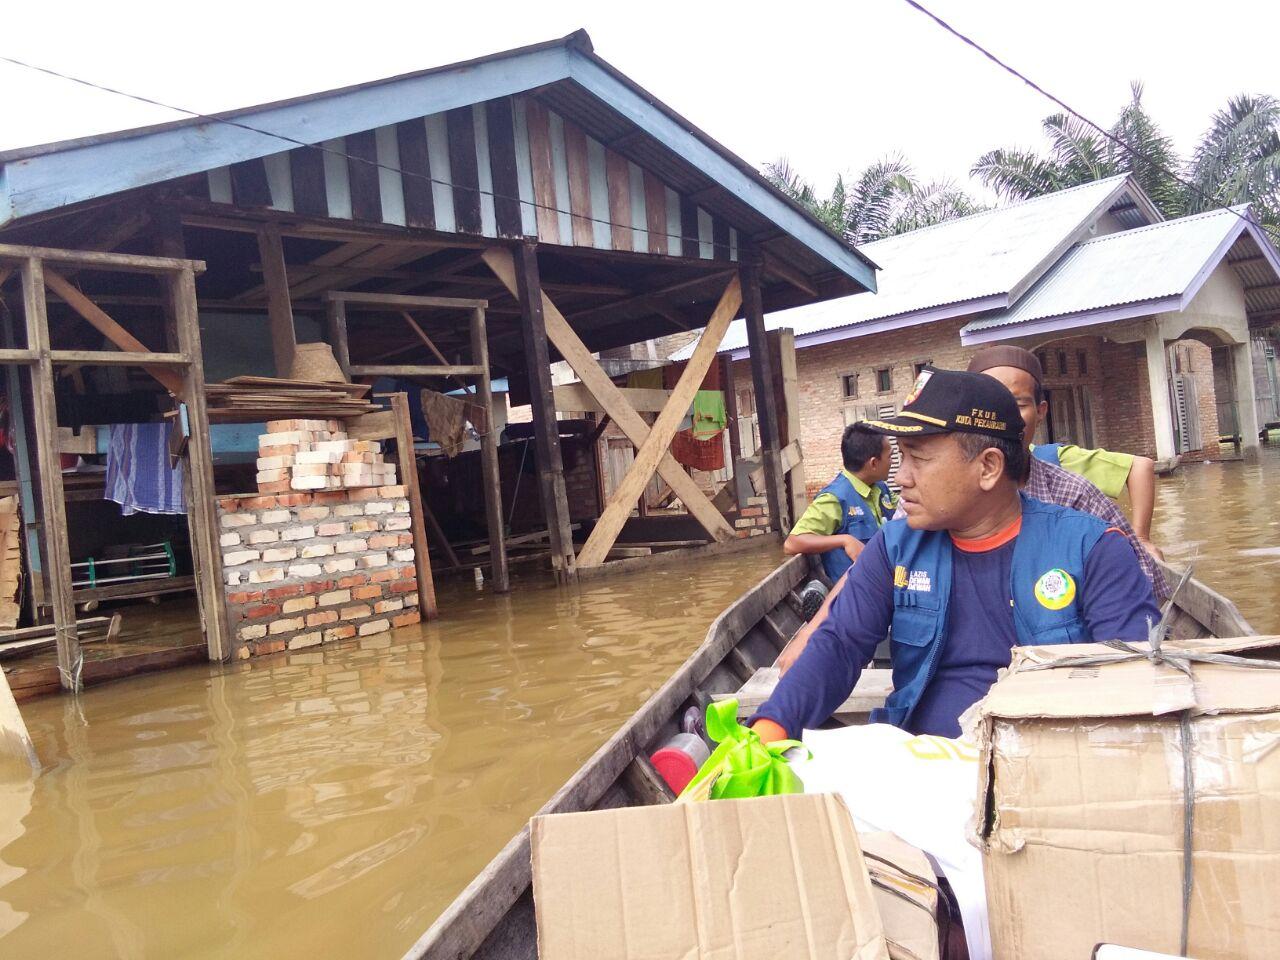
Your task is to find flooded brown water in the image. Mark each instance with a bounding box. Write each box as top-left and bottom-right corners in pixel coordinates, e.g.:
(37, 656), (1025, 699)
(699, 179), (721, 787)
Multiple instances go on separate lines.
(1150, 444), (1280, 634)
(0, 546), (782, 959)
(0, 449), (1275, 960)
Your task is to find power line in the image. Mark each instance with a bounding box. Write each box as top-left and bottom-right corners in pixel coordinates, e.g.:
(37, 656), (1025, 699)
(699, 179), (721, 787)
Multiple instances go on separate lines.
(897, 0), (1280, 248)
(0, 53), (740, 256)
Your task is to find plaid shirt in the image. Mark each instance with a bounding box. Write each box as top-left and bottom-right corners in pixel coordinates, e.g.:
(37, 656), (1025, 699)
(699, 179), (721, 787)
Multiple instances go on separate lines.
(1025, 456), (1169, 600)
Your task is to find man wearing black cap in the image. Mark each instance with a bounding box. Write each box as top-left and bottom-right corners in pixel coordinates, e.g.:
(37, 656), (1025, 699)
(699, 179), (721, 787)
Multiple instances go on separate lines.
(751, 367), (1159, 741)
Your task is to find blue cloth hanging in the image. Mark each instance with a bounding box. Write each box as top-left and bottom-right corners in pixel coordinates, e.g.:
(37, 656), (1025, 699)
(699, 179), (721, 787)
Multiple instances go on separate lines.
(104, 423), (186, 516)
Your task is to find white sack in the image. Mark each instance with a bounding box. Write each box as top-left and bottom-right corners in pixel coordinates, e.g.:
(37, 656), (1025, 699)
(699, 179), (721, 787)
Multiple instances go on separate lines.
(795, 723), (991, 960)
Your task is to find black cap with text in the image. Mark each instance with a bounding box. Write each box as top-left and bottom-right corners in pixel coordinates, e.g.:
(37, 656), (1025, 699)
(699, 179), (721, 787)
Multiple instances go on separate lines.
(860, 366), (1024, 441)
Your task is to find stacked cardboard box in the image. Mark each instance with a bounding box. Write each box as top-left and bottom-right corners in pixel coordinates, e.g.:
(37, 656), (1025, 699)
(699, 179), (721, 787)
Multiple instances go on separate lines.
(530, 796), (945, 960)
(255, 419), (397, 494)
(973, 636), (1280, 960)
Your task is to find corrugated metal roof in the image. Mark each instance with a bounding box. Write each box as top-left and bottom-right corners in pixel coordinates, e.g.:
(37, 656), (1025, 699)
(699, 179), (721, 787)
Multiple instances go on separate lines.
(1230, 232), (1280, 317)
(962, 206), (1280, 343)
(0, 31), (877, 293)
(672, 175), (1137, 359)
(962, 207), (1249, 336)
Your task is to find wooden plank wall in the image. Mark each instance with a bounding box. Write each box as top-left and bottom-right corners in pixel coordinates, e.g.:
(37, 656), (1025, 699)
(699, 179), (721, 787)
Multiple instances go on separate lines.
(203, 96), (740, 260)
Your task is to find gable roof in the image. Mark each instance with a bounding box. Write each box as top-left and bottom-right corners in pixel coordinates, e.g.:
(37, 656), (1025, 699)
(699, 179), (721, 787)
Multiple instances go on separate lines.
(0, 31), (875, 293)
(673, 175), (1154, 359)
(961, 206), (1280, 343)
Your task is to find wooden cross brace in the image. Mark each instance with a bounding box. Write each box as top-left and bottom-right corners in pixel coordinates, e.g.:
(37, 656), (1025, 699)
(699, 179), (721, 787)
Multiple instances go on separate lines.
(42, 268), (185, 395)
(483, 248), (738, 567)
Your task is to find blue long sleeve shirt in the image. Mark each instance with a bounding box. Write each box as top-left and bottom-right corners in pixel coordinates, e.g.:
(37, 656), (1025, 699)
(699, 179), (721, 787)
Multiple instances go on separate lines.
(755, 518), (1158, 739)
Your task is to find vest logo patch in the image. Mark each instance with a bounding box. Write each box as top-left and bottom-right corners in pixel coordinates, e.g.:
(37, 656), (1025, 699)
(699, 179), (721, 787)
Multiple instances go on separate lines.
(1034, 568), (1077, 610)
(894, 565), (931, 591)
(848, 505), (864, 517)
(907, 570), (932, 592)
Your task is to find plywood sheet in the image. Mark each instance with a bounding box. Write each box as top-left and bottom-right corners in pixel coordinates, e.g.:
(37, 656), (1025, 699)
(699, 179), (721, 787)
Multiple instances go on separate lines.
(0, 497), (22, 630)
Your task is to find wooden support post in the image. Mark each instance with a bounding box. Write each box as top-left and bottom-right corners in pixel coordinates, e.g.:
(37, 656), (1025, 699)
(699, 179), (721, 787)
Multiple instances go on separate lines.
(325, 298), (352, 380)
(0, 309), (44, 613)
(740, 252), (788, 532)
(484, 247), (735, 545)
(390, 393), (438, 619)
(256, 223), (297, 376)
(576, 276), (742, 568)
(20, 258), (79, 689)
(511, 244), (577, 583)
(469, 307), (509, 592)
(723, 353), (741, 465)
(776, 329), (807, 525)
(170, 267), (232, 661)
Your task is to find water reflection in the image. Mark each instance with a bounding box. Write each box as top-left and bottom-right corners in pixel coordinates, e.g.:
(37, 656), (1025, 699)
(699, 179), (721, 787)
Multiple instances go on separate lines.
(3, 445), (1275, 960)
(1150, 444), (1280, 634)
(0, 547), (782, 959)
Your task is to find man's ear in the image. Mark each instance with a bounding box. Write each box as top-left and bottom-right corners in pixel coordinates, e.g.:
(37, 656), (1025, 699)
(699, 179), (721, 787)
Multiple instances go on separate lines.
(1037, 400), (1049, 419)
(976, 447), (1006, 491)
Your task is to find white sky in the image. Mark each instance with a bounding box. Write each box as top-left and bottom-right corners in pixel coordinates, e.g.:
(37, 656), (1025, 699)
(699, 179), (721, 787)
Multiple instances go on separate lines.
(2, 0), (1277, 202)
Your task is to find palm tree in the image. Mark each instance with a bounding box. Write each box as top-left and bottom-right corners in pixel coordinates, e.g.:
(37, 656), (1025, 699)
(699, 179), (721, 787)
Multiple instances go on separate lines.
(1186, 94), (1280, 229)
(887, 180), (986, 236)
(972, 83), (1280, 234)
(765, 155), (982, 244)
(1110, 83), (1182, 215)
(973, 83), (1181, 214)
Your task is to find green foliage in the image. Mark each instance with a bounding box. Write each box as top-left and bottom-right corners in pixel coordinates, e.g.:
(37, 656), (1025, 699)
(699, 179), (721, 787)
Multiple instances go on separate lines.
(1187, 94), (1280, 229)
(769, 84), (1280, 245)
(972, 83), (1279, 233)
(764, 154), (984, 244)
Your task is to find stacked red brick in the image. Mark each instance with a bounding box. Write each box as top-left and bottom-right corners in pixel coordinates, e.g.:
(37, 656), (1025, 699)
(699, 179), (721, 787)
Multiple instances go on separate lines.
(218, 487), (420, 658)
(734, 495), (772, 537)
(256, 418), (397, 494)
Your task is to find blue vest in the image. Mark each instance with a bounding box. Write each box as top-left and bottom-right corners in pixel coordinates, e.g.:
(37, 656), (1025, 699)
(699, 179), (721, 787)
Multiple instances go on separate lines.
(871, 495), (1105, 730)
(818, 472), (895, 581)
(1032, 442), (1064, 466)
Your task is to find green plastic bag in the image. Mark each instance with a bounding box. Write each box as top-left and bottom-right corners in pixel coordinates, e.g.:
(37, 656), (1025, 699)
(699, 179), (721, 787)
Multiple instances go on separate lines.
(677, 698), (810, 802)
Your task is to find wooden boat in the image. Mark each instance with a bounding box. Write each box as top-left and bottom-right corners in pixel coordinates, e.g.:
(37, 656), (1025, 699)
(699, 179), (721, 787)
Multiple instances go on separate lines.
(402, 554), (1254, 960)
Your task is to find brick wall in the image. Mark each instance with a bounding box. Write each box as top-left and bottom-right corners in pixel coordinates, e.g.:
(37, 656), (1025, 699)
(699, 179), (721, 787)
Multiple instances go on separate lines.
(733, 495), (772, 537)
(219, 487), (420, 658)
(1033, 336), (1112, 447)
(1095, 339), (1156, 457)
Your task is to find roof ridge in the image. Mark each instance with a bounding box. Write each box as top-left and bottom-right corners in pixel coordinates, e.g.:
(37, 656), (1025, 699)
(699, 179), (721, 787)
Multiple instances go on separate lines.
(1074, 204), (1245, 247)
(863, 174), (1132, 248)
(0, 31), (592, 163)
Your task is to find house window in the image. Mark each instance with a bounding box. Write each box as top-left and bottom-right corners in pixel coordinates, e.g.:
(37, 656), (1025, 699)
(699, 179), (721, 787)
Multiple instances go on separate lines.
(1035, 351), (1048, 375)
(913, 360), (931, 377)
(1077, 350), (1088, 375)
(842, 373), (859, 399)
(876, 367), (893, 393)
(1057, 350), (1068, 375)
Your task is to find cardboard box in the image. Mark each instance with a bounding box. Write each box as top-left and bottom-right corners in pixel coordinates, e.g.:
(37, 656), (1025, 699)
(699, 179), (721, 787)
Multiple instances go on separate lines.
(972, 636), (1280, 960)
(531, 793), (889, 960)
(860, 831), (940, 960)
